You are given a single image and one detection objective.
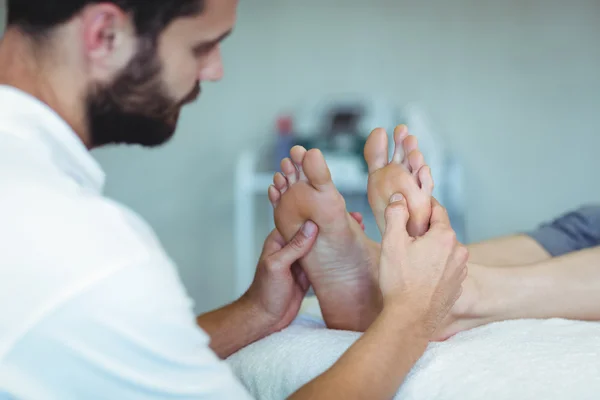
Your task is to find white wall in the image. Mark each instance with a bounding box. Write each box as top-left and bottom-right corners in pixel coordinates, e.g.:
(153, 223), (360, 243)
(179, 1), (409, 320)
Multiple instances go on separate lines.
(4, 0), (599, 312)
(94, 0), (600, 312)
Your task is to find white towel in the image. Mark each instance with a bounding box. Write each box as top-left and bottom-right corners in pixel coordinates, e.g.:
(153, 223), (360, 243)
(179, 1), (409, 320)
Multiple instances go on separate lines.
(227, 299), (600, 400)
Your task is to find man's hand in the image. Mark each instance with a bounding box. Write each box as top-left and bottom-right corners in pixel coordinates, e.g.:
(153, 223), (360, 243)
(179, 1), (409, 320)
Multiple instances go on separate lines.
(290, 196), (469, 400)
(198, 221), (317, 359)
(379, 194), (469, 337)
(243, 221), (318, 335)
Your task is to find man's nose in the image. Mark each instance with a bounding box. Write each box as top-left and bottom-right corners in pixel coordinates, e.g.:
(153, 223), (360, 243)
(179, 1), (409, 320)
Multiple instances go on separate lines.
(199, 46), (224, 82)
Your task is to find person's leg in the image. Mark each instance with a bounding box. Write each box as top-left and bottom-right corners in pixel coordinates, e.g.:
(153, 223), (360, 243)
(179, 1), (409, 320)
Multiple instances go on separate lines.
(358, 126), (600, 340)
(467, 205), (600, 266)
(357, 125), (600, 338)
(467, 235), (551, 266)
(434, 245), (600, 340)
(434, 205), (600, 340)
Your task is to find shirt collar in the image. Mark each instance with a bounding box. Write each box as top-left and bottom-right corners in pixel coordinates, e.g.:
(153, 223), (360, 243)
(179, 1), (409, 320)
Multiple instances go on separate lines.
(0, 85), (105, 193)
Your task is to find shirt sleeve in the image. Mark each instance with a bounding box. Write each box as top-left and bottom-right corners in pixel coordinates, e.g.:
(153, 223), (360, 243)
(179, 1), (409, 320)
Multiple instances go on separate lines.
(0, 253), (254, 400)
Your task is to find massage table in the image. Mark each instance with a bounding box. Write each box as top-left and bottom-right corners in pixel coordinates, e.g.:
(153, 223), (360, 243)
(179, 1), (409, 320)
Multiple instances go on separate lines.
(227, 296), (600, 399)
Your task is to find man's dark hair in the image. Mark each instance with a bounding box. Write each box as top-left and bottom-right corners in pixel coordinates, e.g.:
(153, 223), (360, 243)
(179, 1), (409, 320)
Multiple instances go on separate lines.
(7, 0), (204, 39)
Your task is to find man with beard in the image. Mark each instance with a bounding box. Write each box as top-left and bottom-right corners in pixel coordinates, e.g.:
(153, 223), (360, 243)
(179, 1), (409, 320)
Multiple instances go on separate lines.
(0, 1), (469, 399)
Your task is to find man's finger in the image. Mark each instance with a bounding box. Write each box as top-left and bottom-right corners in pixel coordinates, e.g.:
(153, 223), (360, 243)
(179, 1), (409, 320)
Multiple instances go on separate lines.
(262, 228), (287, 255)
(382, 194), (411, 246)
(292, 264), (311, 292)
(449, 244), (469, 278)
(429, 197), (450, 228)
(270, 221), (318, 270)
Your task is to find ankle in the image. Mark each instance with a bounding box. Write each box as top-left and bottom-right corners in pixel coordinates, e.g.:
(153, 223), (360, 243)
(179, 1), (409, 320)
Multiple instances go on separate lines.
(467, 263), (517, 320)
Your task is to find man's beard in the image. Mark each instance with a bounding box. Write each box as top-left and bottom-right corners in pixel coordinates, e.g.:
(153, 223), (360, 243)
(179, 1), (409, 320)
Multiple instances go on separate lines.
(86, 39), (200, 148)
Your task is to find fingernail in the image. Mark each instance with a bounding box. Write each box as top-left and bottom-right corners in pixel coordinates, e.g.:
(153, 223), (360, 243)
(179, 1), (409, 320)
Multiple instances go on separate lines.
(302, 221), (317, 237)
(390, 193), (403, 203)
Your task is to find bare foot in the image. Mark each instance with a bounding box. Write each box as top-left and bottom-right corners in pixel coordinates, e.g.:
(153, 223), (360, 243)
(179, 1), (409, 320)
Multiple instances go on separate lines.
(364, 125), (434, 237)
(361, 124), (493, 340)
(268, 146), (381, 332)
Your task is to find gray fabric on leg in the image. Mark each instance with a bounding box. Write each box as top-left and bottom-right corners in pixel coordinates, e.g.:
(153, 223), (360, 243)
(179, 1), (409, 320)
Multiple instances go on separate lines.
(527, 205), (600, 257)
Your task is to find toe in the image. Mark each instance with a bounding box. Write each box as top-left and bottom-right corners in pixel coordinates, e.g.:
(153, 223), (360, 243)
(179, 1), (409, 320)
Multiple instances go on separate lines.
(364, 127), (389, 174)
(290, 145), (308, 181)
(281, 157), (298, 185)
(268, 185), (281, 208)
(302, 149), (334, 191)
(407, 199), (432, 237)
(401, 135), (419, 172)
(391, 125), (409, 164)
(273, 172), (288, 194)
(349, 211), (366, 231)
(349, 211), (363, 225)
(418, 165), (435, 195)
(407, 150), (425, 177)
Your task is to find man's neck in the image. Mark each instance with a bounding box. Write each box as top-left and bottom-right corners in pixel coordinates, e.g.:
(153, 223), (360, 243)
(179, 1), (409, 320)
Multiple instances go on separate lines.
(0, 29), (92, 148)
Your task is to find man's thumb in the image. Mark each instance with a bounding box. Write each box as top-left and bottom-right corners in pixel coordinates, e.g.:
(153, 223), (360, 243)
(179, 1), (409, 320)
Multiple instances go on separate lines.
(275, 221), (318, 268)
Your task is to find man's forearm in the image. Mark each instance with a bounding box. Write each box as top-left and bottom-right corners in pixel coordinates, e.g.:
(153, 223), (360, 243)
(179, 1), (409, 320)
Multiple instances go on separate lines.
(482, 245), (600, 321)
(289, 306), (429, 400)
(197, 295), (272, 359)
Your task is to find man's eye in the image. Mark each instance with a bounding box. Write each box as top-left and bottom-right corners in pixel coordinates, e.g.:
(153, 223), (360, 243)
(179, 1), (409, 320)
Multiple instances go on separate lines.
(193, 45), (214, 57)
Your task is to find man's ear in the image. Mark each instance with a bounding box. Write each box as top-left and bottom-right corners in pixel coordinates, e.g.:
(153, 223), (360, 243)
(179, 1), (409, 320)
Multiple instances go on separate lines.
(80, 4), (136, 75)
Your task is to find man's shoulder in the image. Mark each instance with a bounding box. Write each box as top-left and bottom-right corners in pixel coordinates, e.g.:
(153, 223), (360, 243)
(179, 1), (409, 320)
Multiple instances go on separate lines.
(0, 141), (173, 353)
(0, 156), (162, 264)
(0, 161), (168, 295)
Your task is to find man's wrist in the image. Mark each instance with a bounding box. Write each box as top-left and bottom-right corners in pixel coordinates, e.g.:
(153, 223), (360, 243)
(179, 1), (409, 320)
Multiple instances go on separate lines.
(197, 294), (276, 358)
(379, 301), (431, 341)
(237, 292), (279, 338)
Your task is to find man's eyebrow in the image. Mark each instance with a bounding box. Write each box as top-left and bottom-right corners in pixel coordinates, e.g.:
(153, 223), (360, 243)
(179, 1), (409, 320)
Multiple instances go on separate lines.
(194, 29), (233, 51)
(214, 29), (233, 44)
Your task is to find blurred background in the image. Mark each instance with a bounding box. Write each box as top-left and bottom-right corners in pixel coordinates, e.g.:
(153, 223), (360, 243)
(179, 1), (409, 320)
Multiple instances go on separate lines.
(3, 0), (599, 313)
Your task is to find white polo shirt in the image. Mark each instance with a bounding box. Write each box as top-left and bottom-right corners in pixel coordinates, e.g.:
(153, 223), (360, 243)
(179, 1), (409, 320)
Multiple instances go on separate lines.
(0, 85), (252, 399)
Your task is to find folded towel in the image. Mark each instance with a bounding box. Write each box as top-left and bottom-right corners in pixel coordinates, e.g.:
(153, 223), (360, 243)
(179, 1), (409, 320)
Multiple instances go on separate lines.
(227, 299), (600, 400)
